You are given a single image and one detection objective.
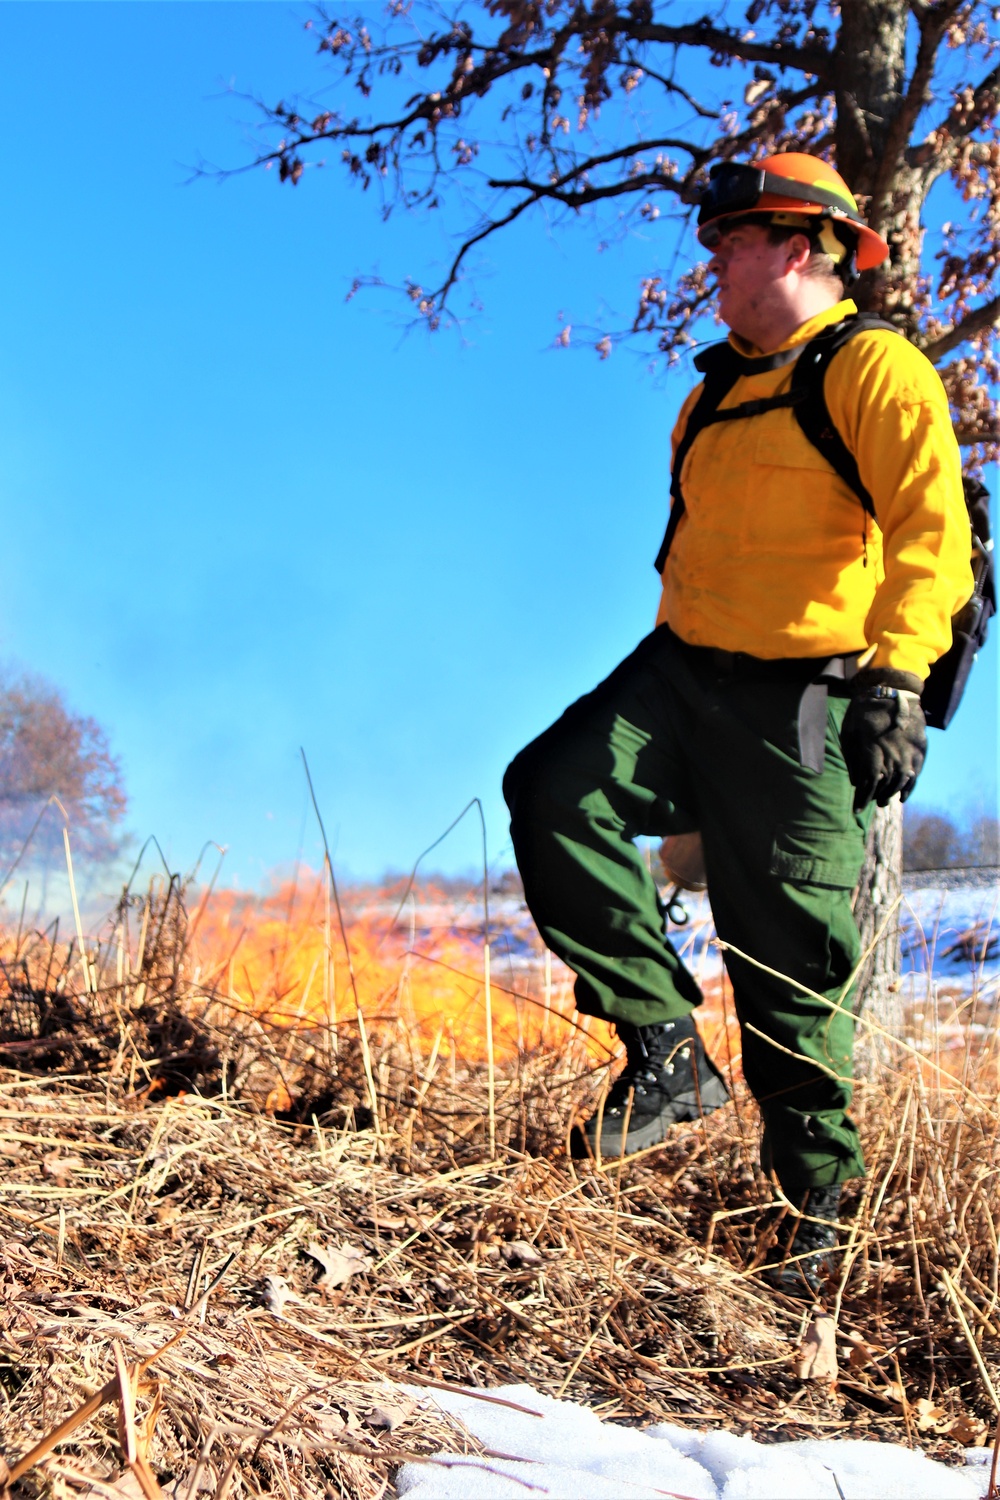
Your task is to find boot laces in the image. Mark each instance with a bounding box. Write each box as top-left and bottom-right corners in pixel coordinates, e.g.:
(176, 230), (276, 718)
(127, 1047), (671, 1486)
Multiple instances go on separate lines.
(629, 1020), (695, 1073)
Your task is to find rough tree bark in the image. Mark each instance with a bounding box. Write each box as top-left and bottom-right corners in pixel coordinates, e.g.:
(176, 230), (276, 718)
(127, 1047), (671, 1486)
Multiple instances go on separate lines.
(829, 4), (911, 1049)
(853, 803), (905, 1075)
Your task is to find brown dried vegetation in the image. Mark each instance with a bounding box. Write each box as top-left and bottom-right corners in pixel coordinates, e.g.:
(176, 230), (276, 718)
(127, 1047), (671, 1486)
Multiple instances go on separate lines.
(1, 878), (999, 1496)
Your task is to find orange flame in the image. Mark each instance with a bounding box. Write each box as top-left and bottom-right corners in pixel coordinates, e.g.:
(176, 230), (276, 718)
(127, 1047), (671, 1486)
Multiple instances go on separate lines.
(189, 871), (614, 1062)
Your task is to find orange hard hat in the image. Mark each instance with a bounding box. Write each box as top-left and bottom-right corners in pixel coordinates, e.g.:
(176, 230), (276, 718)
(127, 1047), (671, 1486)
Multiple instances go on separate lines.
(697, 153), (890, 271)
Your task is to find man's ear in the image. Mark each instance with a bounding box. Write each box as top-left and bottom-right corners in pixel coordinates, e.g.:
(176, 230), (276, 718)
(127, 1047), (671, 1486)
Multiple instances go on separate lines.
(784, 232), (813, 273)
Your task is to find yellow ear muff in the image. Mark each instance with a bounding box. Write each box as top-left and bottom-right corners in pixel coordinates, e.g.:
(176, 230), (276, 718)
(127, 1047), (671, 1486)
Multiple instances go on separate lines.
(762, 211), (851, 266)
(816, 219), (853, 265)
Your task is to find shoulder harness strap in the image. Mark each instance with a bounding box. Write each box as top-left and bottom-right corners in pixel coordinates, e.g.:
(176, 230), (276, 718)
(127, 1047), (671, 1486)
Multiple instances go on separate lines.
(653, 346), (736, 574)
(653, 314), (899, 575)
(789, 313), (899, 520)
(653, 341), (799, 574)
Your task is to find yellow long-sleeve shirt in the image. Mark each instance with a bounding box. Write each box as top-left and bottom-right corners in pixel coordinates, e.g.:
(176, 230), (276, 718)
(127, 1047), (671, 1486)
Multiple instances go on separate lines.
(655, 299), (973, 679)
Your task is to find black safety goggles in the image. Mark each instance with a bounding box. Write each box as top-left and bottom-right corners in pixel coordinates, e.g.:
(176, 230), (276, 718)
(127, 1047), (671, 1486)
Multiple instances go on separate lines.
(697, 161), (863, 229)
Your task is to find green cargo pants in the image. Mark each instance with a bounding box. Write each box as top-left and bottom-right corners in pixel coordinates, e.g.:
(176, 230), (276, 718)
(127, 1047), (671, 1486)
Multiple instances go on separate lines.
(503, 625), (870, 1193)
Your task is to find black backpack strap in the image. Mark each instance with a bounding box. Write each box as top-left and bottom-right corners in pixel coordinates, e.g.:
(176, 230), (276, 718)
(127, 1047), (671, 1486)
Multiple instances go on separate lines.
(790, 314), (899, 520)
(654, 314), (897, 572)
(790, 314), (994, 731)
(654, 345), (740, 574)
(963, 475), (993, 552)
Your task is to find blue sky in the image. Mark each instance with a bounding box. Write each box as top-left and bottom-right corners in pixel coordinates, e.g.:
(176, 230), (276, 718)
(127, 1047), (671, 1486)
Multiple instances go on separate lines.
(0, 3), (994, 887)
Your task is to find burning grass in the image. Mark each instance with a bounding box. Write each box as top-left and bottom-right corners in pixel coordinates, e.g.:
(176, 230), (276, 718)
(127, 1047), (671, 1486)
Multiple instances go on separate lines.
(0, 869), (999, 1496)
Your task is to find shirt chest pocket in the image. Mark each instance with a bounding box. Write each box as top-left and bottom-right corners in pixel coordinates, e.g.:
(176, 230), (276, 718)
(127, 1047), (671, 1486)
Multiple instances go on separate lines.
(680, 403), (845, 557)
(736, 409), (846, 555)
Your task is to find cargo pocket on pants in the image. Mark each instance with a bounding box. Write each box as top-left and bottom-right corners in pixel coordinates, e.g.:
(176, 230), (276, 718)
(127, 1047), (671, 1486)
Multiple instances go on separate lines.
(766, 823), (865, 1046)
(769, 824), (865, 890)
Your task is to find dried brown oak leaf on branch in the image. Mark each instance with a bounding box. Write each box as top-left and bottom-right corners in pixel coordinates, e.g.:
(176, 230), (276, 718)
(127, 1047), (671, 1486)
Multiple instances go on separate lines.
(238, 0), (999, 464)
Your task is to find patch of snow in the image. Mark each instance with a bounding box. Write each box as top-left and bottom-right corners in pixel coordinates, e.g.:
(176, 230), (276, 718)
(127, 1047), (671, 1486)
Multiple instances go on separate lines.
(900, 884), (999, 1000)
(398, 1384), (991, 1500)
(651, 1424), (987, 1498)
(400, 1384), (716, 1499)
(663, 881), (1000, 1002)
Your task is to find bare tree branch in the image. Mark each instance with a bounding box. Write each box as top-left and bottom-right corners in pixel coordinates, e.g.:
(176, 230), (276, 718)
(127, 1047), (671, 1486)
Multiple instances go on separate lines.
(488, 169), (686, 210)
(620, 59), (718, 120)
(487, 137), (708, 194)
(910, 60), (1000, 173)
(431, 190), (545, 307)
(631, 20), (831, 80)
(426, 168), (689, 306)
(956, 424), (1000, 446)
(924, 294), (1000, 364)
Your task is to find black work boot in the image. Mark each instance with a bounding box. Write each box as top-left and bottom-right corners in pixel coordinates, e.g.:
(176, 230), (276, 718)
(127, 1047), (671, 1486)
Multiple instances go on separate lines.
(765, 1184), (842, 1297)
(579, 1014), (729, 1159)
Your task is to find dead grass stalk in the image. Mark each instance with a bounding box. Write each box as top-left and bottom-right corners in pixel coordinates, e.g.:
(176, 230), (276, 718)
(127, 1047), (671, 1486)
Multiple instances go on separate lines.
(0, 873), (997, 1494)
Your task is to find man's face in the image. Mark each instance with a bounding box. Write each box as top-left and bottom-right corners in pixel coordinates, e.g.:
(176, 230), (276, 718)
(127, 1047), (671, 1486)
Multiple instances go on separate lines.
(706, 219), (798, 337)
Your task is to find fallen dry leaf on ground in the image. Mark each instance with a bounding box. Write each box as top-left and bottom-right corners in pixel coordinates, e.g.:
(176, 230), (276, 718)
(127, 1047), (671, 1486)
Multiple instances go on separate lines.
(42, 1150), (85, 1183)
(367, 1397), (417, 1431)
(845, 1331), (888, 1371)
(913, 1396), (948, 1431)
(305, 1239), (373, 1291)
(261, 1273), (292, 1314)
(945, 1413), (990, 1445)
(500, 1240), (543, 1268)
(796, 1314), (838, 1381)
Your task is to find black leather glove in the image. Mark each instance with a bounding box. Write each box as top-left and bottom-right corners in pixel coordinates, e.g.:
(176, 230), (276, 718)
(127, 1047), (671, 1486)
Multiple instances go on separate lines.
(840, 667), (927, 809)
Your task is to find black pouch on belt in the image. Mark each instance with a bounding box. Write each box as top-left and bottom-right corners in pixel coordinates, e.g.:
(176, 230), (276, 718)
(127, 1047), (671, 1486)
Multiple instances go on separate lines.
(671, 636), (860, 774)
(798, 655), (861, 774)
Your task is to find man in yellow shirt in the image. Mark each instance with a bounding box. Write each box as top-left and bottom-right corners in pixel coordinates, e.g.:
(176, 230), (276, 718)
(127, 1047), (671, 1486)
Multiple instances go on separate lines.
(503, 153), (973, 1294)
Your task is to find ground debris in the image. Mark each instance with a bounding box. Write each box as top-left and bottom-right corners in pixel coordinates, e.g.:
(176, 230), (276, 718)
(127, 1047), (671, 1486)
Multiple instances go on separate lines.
(0, 874), (997, 1492)
(796, 1315), (837, 1381)
(304, 1238), (373, 1292)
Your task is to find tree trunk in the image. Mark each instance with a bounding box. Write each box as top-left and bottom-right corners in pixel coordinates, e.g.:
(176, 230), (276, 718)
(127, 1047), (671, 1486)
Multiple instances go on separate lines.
(831, 4), (913, 1073)
(833, 2), (929, 336)
(833, 0), (907, 186)
(853, 800), (905, 1076)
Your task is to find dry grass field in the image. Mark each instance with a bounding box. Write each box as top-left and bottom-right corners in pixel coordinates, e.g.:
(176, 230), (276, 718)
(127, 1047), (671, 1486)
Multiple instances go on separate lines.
(0, 867), (998, 1496)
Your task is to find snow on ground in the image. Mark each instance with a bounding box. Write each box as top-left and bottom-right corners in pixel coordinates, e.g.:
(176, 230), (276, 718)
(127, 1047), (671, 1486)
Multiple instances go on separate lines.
(397, 1383), (993, 1499)
(638, 878), (1000, 1005)
(899, 881), (999, 1002)
(399, 876), (1000, 1008)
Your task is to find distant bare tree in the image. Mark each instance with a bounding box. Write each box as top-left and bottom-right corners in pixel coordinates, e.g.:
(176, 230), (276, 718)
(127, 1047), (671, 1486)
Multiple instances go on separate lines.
(903, 808), (963, 870)
(903, 807), (1000, 869)
(961, 812), (1000, 866)
(0, 670), (126, 870)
